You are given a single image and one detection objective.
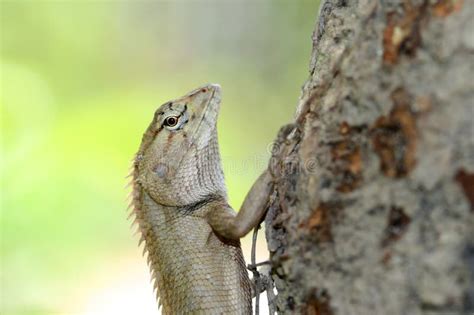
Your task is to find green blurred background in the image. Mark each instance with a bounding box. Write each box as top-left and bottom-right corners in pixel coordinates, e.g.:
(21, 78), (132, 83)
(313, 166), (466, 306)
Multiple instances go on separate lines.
(1, 1), (317, 314)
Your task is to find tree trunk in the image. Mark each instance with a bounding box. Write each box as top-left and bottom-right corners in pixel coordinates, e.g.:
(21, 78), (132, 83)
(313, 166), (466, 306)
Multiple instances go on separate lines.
(264, 0), (474, 314)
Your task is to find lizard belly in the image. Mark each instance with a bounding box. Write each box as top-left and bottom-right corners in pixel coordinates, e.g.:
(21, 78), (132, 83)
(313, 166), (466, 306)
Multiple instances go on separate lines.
(145, 213), (252, 314)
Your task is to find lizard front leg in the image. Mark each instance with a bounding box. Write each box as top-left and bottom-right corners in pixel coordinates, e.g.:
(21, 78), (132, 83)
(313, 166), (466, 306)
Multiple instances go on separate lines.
(207, 170), (275, 315)
(207, 170), (273, 240)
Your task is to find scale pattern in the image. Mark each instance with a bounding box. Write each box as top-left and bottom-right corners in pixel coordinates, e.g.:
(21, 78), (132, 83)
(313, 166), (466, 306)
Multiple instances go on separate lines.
(136, 190), (252, 314)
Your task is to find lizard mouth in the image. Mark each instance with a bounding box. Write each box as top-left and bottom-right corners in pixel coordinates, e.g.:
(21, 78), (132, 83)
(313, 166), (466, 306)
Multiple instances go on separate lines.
(190, 83), (221, 139)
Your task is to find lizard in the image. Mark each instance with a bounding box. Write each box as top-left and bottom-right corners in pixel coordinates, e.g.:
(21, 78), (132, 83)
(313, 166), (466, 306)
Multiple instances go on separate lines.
(128, 83), (273, 314)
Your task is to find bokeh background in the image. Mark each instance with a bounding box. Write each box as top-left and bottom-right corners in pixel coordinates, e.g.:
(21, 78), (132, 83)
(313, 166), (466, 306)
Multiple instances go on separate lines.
(1, 1), (318, 314)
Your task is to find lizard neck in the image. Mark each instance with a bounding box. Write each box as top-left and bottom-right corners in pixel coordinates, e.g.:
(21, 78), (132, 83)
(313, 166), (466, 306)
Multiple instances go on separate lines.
(165, 130), (228, 206)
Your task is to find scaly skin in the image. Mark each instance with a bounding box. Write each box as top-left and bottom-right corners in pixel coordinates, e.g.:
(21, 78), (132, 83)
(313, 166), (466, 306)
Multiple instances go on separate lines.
(130, 84), (272, 314)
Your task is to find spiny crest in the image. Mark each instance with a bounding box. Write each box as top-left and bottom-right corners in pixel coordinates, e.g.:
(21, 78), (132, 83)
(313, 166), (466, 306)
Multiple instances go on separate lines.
(127, 153), (164, 310)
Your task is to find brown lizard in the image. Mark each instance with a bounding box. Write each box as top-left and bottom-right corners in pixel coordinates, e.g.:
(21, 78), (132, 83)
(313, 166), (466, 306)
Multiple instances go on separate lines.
(129, 84), (273, 314)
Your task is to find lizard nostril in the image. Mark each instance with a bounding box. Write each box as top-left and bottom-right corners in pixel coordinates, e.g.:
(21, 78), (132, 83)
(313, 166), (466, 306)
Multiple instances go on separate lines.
(201, 88), (208, 93)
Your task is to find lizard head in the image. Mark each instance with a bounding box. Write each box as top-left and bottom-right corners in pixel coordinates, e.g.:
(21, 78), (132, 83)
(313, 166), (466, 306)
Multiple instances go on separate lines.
(134, 84), (227, 206)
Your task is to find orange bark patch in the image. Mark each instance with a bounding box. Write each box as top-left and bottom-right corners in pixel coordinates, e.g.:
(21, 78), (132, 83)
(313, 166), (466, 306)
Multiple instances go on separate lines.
(307, 208), (325, 229)
(304, 290), (333, 315)
(383, 0), (463, 64)
(339, 121), (351, 135)
(331, 140), (363, 192)
(371, 88), (417, 178)
(432, 0), (463, 17)
(455, 169), (474, 212)
(383, 0), (428, 65)
(301, 203), (333, 242)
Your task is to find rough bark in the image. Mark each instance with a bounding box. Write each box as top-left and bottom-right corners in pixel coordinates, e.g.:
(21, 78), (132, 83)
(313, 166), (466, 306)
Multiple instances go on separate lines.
(264, 0), (474, 314)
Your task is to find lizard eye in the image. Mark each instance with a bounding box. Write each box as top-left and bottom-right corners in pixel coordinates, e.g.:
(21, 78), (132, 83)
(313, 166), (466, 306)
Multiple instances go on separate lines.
(164, 116), (179, 127)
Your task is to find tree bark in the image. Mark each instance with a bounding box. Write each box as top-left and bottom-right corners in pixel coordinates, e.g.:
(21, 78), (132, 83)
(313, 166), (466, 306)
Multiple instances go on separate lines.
(264, 0), (474, 314)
